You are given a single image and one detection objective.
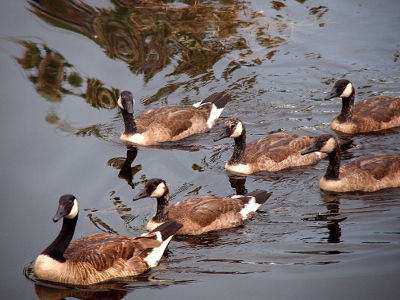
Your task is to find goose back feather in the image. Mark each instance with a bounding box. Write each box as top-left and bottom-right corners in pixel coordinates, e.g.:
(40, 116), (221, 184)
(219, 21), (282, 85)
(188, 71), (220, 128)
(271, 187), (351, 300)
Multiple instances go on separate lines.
(133, 179), (271, 235)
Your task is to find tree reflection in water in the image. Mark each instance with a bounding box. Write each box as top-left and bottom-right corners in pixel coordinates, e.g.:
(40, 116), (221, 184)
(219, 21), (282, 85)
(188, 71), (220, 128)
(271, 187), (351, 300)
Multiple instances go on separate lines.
(15, 0), (329, 138)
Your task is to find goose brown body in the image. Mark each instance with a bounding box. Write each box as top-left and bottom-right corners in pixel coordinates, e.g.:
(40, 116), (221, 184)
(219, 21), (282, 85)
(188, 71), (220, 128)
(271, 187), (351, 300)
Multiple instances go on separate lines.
(302, 134), (400, 192)
(133, 179), (272, 235)
(35, 233), (166, 285)
(119, 91), (231, 145)
(326, 79), (400, 134)
(33, 195), (182, 285)
(213, 117), (325, 174)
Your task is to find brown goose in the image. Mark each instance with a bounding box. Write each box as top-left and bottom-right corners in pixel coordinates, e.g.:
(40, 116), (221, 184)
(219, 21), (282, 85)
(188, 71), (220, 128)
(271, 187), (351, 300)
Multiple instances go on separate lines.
(118, 91), (231, 145)
(33, 194), (182, 285)
(133, 178), (272, 235)
(301, 134), (400, 192)
(213, 117), (326, 174)
(325, 79), (400, 134)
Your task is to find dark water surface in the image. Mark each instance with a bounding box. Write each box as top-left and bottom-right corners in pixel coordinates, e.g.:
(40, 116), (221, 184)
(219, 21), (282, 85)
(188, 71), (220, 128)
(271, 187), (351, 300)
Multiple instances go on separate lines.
(1, 0), (400, 299)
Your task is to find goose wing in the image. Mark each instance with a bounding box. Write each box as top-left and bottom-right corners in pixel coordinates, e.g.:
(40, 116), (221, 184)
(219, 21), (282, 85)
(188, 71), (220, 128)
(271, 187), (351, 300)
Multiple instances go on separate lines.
(249, 134), (313, 162)
(64, 232), (166, 272)
(345, 154), (400, 180)
(136, 106), (208, 136)
(354, 97), (400, 123)
(64, 234), (141, 271)
(170, 196), (245, 228)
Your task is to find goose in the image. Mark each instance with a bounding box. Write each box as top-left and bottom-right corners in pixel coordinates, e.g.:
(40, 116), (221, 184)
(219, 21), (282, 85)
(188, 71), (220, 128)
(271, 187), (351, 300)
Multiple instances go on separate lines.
(133, 178), (272, 235)
(213, 117), (326, 174)
(301, 134), (400, 192)
(33, 194), (182, 285)
(325, 79), (400, 134)
(118, 91), (231, 145)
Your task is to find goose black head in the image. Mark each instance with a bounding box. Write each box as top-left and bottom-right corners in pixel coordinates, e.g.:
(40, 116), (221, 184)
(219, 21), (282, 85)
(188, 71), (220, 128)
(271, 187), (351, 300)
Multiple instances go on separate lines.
(118, 91), (135, 114)
(214, 117), (244, 141)
(133, 178), (169, 200)
(53, 194), (78, 222)
(325, 79), (354, 100)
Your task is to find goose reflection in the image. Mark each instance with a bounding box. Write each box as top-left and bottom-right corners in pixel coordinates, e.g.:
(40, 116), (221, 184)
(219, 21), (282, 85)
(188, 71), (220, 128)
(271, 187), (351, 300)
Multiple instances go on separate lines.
(118, 146), (139, 188)
(228, 174), (248, 195)
(173, 229), (247, 249)
(302, 194), (346, 243)
(33, 270), (179, 300)
(107, 146), (140, 189)
(34, 282), (130, 300)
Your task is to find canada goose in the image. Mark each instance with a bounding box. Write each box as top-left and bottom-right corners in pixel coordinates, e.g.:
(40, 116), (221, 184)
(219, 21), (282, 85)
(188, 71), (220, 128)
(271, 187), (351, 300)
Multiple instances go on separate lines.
(33, 194), (182, 285)
(133, 178), (272, 235)
(325, 79), (400, 134)
(301, 134), (400, 192)
(213, 117), (326, 174)
(118, 91), (231, 145)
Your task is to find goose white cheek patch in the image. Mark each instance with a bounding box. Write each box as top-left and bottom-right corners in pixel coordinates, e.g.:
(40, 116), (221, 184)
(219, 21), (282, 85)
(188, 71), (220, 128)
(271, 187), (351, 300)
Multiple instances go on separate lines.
(340, 83), (353, 98)
(65, 199), (79, 219)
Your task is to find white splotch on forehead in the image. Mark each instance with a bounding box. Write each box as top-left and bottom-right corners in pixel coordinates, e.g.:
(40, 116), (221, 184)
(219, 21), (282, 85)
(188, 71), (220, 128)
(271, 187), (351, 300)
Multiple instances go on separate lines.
(150, 182), (167, 198)
(230, 121), (244, 138)
(65, 199), (79, 219)
(340, 82), (354, 98)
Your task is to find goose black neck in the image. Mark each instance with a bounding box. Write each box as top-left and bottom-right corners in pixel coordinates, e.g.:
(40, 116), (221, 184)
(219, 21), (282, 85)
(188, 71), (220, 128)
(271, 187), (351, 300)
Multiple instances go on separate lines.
(230, 128), (247, 164)
(325, 147), (341, 180)
(154, 193), (170, 223)
(338, 91), (355, 123)
(41, 215), (78, 263)
(121, 109), (138, 135)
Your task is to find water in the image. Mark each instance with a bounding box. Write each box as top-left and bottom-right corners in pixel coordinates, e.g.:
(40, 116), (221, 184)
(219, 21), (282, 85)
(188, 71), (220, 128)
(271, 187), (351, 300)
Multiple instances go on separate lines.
(1, 0), (400, 299)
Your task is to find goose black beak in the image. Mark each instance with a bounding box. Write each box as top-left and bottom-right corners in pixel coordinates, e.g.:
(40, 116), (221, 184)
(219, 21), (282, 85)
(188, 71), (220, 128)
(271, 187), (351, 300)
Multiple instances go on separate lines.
(53, 205), (66, 222)
(213, 130), (230, 142)
(324, 88), (338, 100)
(301, 144), (318, 155)
(122, 98), (134, 114)
(133, 189), (148, 201)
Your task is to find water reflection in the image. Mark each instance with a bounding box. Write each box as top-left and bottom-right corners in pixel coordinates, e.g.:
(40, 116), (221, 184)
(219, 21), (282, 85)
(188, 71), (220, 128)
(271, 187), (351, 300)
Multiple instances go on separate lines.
(107, 146), (140, 188)
(19, 0), (308, 104)
(14, 0), (331, 143)
(15, 40), (119, 106)
(228, 174), (248, 195)
(27, 0), (290, 82)
(30, 267), (186, 300)
(174, 230), (242, 249)
(302, 193), (346, 244)
(34, 282), (130, 300)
